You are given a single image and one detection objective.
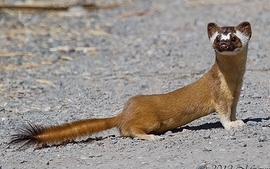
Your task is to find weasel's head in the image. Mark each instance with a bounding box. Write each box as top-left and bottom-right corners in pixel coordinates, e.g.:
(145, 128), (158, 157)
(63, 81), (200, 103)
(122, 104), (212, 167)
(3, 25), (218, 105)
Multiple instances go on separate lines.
(207, 21), (252, 55)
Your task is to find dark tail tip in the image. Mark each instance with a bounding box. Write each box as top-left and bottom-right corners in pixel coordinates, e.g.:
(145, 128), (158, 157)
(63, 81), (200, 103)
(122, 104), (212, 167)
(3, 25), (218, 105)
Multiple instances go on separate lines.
(10, 123), (44, 148)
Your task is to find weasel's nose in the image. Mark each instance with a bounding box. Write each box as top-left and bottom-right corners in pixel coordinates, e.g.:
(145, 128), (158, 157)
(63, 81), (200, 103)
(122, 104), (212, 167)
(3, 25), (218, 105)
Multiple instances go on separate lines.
(219, 42), (231, 51)
(220, 43), (229, 50)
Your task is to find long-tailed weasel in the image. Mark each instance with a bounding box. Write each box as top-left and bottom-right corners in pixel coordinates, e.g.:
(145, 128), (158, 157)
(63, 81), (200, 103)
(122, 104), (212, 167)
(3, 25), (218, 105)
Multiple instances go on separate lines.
(10, 21), (252, 147)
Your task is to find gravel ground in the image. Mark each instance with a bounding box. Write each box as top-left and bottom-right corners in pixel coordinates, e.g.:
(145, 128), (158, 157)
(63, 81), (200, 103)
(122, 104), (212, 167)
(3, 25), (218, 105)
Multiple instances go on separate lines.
(1, 0), (270, 168)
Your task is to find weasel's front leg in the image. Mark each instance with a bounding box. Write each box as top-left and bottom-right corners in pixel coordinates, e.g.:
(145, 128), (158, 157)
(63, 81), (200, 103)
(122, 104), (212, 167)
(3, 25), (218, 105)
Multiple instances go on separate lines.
(230, 81), (243, 121)
(217, 106), (244, 130)
(230, 103), (237, 121)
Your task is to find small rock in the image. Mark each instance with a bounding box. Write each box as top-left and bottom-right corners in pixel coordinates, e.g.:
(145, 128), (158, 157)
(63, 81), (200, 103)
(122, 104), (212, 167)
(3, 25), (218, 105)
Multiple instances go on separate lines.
(110, 139), (118, 144)
(252, 131), (259, 136)
(247, 121), (257, 126)
(230, 136), (236, 140)
(182, 129), (188, 133)
(203, 146), (212, 152)
(252, 93), (262, 98)
(262, 121), (270, 127)
(196, 162), (207, 169)
(140, 84), (149, 89)
(203, 133), (210, 139)
(133, 137), (140, 141)
(258, 134), (268, 142)
(164, 130), (174, 136)
(102, 71), (112, 77)
(229, 129), (235, 136)
(68, 6), (87, 16)
(257, 143), (263, 147)
(165, 141), (176, 148)
(65, 144), (73, 151)
(240, 142), (247, 147)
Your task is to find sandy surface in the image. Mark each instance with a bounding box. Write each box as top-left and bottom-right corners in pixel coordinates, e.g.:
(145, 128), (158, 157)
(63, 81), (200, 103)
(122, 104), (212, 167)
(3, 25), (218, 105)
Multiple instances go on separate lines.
(1, 0), (270, 168)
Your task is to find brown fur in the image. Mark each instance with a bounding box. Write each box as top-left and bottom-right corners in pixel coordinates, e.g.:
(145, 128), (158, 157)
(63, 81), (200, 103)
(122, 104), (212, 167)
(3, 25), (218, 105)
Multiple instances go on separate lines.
(10, 21), (252, 147)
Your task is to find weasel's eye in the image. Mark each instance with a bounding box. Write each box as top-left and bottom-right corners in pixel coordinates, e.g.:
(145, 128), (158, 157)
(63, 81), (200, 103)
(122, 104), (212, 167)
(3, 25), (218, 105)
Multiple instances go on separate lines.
(231, 37), (236, 42)
(216, 37), (220, 42)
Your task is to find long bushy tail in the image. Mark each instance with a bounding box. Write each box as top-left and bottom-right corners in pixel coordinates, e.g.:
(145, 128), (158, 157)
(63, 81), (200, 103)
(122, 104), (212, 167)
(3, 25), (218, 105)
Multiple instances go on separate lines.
(10, 116), (121, 147)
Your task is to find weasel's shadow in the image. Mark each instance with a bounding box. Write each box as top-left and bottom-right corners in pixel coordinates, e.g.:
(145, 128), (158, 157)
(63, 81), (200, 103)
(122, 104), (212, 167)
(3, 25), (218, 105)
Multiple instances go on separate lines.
(171, 116), (270, 133)
(32, 135), (113, 150)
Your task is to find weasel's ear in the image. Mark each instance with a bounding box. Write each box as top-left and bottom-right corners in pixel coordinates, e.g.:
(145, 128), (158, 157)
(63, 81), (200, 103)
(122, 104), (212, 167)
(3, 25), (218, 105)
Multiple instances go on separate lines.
(236, 21), (252, 38)
(207, 22), (220, 39)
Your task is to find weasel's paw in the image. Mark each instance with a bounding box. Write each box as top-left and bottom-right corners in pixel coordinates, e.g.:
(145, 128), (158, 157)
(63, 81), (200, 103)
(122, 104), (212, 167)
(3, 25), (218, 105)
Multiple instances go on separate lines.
(231, 120), (245, 127)
(152, 135), (165, 141)
(223, 120), (245, 130)
(225, 120), (245, 130)
(135, 134), (164, 141)
(146, 135), (164, 141)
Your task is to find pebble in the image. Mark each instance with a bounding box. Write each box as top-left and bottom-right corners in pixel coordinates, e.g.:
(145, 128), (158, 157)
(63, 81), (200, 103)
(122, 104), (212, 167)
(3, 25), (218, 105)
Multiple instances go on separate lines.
(164, 130), (174, 137)
(246, 121), (257, 126)
(229, 129), (236, 136)
(196, 163), (207, 169)
(203, 133), (211, 139)
(258, 134), (268, 142)
(257, 144), (263, 147)
(110, 139), (118, 144)
(240, 142), (247, 147)
(203, 145), (212, 152)
(165, 141), (176, 148)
